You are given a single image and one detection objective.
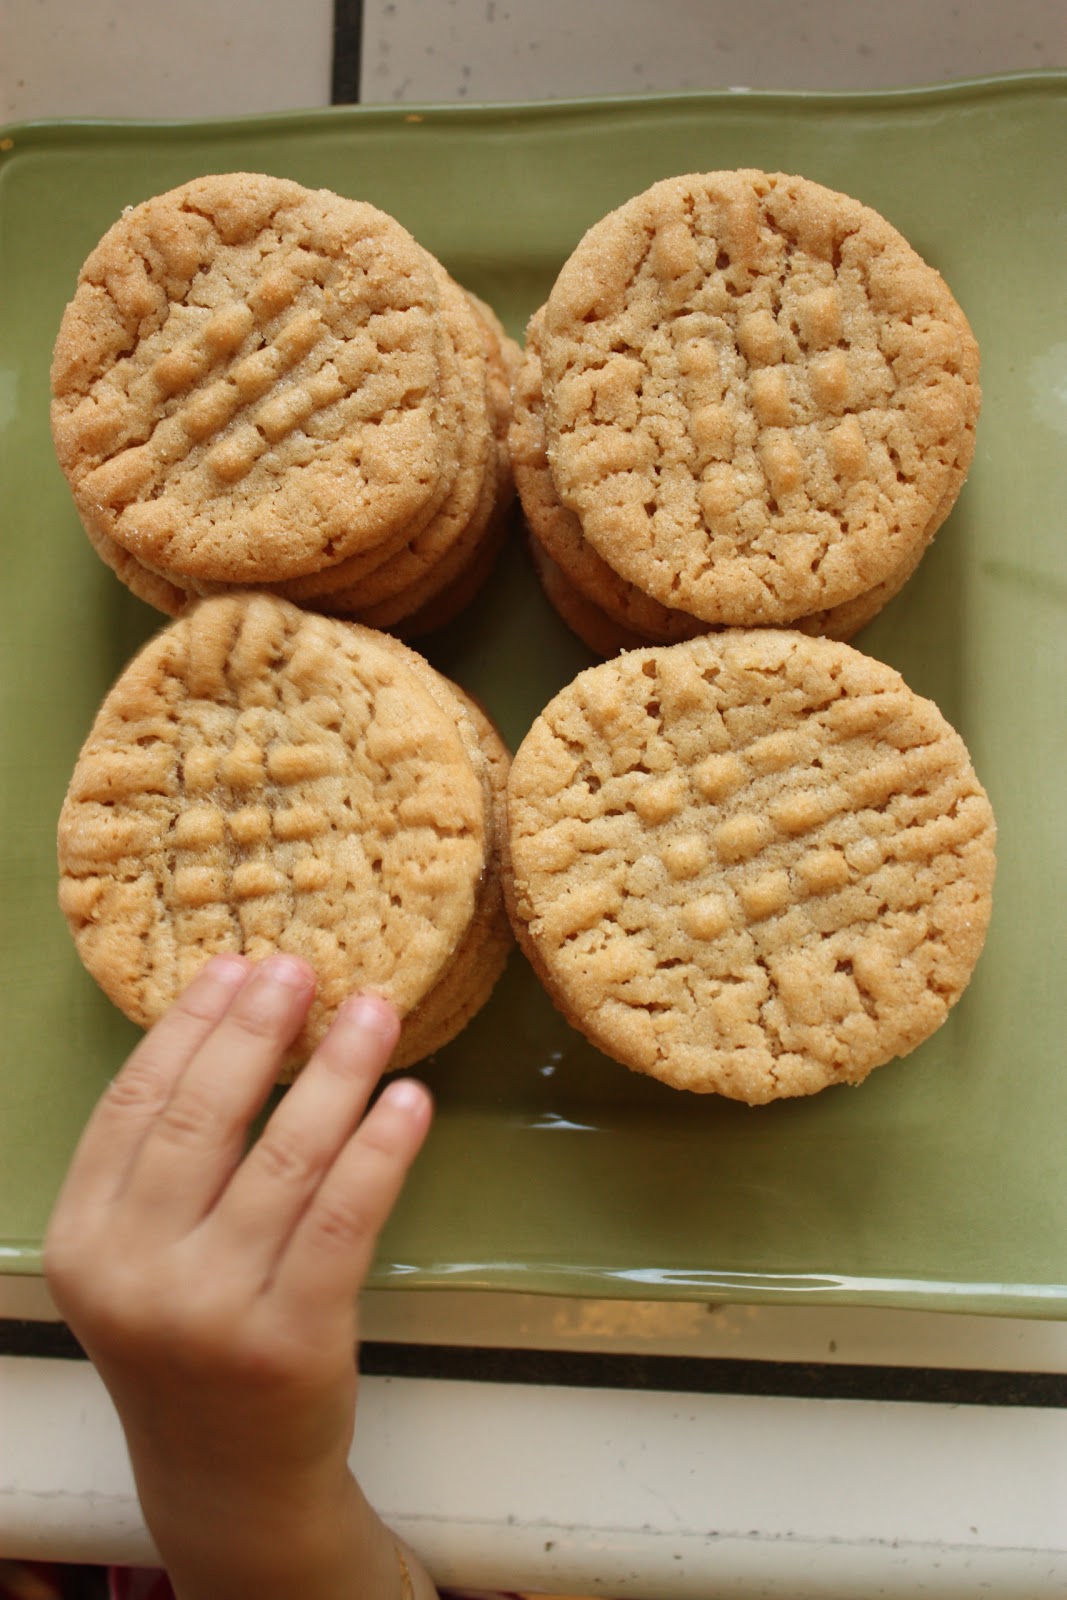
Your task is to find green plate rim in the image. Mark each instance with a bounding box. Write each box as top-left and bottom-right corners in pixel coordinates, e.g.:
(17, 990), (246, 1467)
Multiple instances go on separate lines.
(1, 67), (1064, 147)
(4, 1236), (1067, 1318)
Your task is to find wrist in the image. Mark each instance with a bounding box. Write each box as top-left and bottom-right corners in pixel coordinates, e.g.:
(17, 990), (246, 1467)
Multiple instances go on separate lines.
(133, 1442), (348, 1541)
(139, 1466), (385, 1600)
(136, 1465), (437, 1600)
(123, 1424), (438, 1600)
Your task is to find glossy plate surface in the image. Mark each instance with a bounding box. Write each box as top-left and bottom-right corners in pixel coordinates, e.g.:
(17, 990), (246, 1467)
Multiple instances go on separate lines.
(1, 77), (1064, 1313)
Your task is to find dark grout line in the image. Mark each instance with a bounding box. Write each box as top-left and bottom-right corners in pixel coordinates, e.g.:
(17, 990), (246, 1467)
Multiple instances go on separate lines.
(4, 1320), (1066, 1408)
(332, 0), (364, 104)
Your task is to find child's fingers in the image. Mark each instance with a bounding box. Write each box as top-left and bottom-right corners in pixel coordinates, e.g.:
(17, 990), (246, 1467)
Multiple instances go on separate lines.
(49, 955), (252, 1222)
(204, 993), (400, 1288)
(118, 954), (315, 1235)
(270, 1077), (432, 1317)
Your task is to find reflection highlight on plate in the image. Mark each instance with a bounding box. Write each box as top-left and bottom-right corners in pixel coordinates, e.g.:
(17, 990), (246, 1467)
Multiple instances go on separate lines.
(528, 1112), (601, 1132)
(1029, 341), (1067, 436)
(371, 1259), (1067, 1311)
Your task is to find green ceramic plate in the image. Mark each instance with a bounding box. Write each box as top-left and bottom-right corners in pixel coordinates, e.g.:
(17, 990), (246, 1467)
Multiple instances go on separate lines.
(2, 76), (1065, 1315)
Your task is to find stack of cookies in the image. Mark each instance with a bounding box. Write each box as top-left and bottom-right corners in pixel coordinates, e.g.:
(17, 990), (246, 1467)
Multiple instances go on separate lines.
(57, 594), (512, 1074)
(50, 173), (519, 638)
(512, 169), (980, 655)
(504, 630), (996, 1104)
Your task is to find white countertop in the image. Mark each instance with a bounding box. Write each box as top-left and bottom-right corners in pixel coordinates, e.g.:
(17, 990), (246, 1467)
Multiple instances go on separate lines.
(5, 1274), (1067, 1596)
(3, 3), (1067, 1594)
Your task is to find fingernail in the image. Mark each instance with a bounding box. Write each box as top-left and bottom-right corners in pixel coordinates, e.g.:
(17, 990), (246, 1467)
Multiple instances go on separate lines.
(207, 953), (250, 986)
(240, 955), (314, 1029)
(381, 1078), (430, 1117)
(259, 954), (313, 989)
(341, 993), (399, 1039)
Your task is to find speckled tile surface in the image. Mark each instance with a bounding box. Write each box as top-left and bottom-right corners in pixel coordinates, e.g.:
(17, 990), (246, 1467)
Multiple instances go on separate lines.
(2, 0), (333, 120)
(360, 0), (1066, 103)
(5, 0), (1064, 121)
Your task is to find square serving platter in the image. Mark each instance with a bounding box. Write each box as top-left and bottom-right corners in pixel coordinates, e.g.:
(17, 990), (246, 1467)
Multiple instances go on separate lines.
(1, 75), (1064, 1314)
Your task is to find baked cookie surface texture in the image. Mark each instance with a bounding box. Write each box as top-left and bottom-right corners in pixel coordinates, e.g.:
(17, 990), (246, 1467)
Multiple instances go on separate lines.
(514, 305), (932, 652)
(506, 631), (996, 1103)
(57, 595), (487, 1063)
(51, 173), (452, 584)
(540, 170), (980, 626)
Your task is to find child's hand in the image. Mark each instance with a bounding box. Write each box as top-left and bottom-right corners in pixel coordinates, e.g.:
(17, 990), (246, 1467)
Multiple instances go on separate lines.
(45, 953), (434, 1600)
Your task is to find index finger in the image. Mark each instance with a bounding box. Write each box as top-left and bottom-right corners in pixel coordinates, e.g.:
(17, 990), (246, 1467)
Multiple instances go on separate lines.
(51, 955), (251, 1220)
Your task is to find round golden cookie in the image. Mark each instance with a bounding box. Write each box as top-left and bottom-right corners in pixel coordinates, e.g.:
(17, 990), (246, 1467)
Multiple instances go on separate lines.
(83, 271), (517, 633)
(51, 173), (455, 585)
(514, 306), (930, 649)
(57, 594), (487, 1063)
(82, 336), (513, 634)
(505, 631), (996, 1102)
(120, 272), (520, 616)
(540, 171), (980, 625)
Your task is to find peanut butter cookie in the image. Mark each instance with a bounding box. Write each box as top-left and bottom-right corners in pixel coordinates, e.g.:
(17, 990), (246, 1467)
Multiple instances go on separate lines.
(52, 174), (455, 585)
(540, 171), (980, 625)
(506, 631), (995, 1102)
(58, 594), (487, 1064)
(515, 305), (933, 649)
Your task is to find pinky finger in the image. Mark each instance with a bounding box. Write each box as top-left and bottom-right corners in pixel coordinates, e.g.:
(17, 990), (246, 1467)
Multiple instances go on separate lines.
(270, 1078), (433, 1315)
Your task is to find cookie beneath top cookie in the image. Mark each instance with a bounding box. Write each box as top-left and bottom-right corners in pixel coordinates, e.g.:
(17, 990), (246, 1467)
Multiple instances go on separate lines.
(57, 594), (488, 1066)
(369, 643), (513, 1072)
(505, 631), (996, 1103)
(540, 170), (980, 626)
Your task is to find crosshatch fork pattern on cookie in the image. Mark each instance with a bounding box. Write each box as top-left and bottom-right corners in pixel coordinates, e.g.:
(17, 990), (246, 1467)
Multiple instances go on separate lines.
(506, 632), (995, 1100)
(57, 597), (487, 1054)
(50, 175), (453, 583)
